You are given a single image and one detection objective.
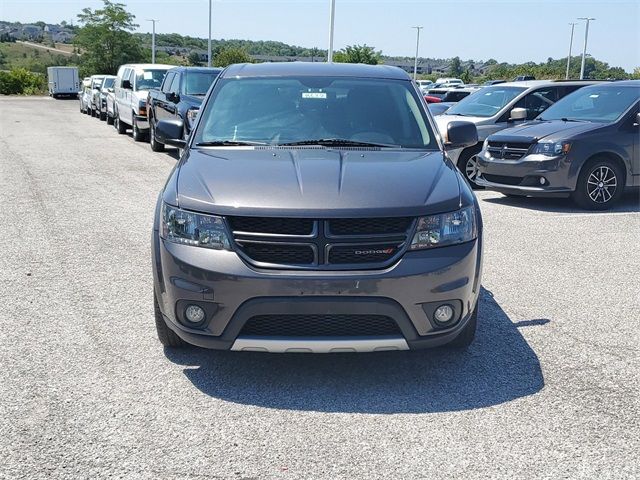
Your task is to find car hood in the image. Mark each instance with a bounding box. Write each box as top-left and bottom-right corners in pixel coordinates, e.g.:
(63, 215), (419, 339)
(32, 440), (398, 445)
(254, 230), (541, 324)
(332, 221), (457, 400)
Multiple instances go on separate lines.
(488, 120), (601, 143)
(435, 114), (489, 136)
(174, 148), (461, 217)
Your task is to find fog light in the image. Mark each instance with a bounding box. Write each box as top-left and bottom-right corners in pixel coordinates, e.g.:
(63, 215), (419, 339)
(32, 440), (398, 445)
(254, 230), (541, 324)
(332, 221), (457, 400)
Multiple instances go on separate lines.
(539, 177), (547, 185)
(184, 304), (206, 324)
(434, 304), (455, 325)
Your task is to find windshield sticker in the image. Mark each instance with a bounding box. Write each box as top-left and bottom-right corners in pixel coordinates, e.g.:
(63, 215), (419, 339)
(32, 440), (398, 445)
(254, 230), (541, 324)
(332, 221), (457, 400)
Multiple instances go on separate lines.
(143, 71), (153, 80)
(302, 92), (327, 99)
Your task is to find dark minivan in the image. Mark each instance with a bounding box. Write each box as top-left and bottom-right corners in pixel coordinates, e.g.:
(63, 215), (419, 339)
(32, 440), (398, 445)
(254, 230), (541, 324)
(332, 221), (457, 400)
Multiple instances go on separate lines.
(477, 81), (640, 209)
(151, 62), (483, 353)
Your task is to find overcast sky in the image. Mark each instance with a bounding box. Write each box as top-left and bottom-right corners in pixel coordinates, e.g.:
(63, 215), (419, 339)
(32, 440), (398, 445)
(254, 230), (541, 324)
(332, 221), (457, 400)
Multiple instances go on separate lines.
(1, 0), (638, 71)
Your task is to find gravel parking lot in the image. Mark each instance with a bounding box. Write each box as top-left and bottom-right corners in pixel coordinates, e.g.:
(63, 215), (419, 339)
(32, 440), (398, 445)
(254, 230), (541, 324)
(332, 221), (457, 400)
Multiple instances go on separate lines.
(1, 96), (638, 479)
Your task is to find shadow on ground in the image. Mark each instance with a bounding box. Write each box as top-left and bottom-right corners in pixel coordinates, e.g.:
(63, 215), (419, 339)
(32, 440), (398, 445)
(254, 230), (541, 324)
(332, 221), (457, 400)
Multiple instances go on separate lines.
(164, 287), (545, 414)
(481, 190), (640, 213)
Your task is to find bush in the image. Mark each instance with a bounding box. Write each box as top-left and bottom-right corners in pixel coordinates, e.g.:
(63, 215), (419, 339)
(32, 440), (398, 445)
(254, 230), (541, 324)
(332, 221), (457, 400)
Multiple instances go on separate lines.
(0, 68), (47, 95)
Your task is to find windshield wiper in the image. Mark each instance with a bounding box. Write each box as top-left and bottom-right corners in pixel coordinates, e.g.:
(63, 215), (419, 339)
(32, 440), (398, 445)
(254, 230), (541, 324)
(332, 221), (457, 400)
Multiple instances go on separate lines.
(446, 113), (467, 116)
(195, 140), (269, 146)
(560, 118), (586, 123)
(278, 138), (399, 148)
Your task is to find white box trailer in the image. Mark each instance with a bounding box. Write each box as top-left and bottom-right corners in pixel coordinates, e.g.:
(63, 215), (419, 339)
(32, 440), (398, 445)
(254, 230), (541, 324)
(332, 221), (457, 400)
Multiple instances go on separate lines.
(47, 66), (80, 98)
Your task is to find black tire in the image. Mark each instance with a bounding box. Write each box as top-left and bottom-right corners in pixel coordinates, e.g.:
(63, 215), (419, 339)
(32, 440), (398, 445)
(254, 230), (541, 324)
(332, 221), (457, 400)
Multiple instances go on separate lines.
(90, 107), (96, 117)
(106, 114), (114, 126)
(115, 109), (127, 134)
(456, 146), (483, 189)
(571, 156), (625, 210)
(149, 115), (165, 152)
(154, 290), (188, 348)
(99, 110), (107, 121)
(447, 303), (478, 348)
(132, 116), (148, 142)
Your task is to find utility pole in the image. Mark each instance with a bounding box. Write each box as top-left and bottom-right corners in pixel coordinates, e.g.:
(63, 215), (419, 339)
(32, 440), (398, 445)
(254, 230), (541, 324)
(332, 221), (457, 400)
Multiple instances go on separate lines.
(208, 0), (212, 67)
(578, 17), (595, 79)
(328, 0), (336, 62)
(146, 19), (158, 64)
(565, 22), (577, 79)
(412, 26), (423, 80)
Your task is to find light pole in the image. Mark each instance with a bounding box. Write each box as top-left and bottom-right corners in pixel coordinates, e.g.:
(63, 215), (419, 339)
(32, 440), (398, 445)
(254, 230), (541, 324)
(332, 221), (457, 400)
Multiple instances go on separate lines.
(578, 17), (595, 79)
(565, 22), (577, 79)
(412, 26), (423, 80)
(208, 0), (212, 67)
(328, 0), (336, 62)
(146, 19), (158, 64)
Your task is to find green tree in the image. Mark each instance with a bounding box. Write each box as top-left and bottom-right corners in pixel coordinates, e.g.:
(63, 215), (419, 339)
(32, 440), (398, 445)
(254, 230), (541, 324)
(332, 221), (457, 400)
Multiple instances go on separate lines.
(460, 68), (472, 84)
(187, 51), (202, 66)
(334, 44), (381, 65)
(74, 0), (142, 75)
(449, 56), (463, 77)
(214, 46), (251, 67)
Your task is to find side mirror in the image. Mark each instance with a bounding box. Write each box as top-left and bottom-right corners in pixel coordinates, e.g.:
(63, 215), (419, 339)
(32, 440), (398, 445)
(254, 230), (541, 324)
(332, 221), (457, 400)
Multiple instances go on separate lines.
(122, 79), (132, 90)
(167, 92), (180, 103)
(156, 119), (186, 148)
(445, 121), (478, 150)
(509, 107), (527, 121)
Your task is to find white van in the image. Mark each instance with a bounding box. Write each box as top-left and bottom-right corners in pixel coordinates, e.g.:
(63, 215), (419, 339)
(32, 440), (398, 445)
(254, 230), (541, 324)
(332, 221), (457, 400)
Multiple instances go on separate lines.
(113, 63), (172, 141)
(47, 66), (80, 98)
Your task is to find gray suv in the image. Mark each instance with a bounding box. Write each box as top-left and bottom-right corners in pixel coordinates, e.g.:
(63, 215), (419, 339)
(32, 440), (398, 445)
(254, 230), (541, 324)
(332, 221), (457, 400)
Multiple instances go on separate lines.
(152, 62), (483, 353)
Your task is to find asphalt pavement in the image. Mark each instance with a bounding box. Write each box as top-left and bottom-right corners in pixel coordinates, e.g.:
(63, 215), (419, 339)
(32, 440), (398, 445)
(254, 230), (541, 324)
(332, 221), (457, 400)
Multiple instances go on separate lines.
(0, 96), (638, 479)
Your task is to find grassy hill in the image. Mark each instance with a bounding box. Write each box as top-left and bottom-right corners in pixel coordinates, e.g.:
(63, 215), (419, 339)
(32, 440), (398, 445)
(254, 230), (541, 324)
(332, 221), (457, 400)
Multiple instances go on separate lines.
(0, 41), (79, 74)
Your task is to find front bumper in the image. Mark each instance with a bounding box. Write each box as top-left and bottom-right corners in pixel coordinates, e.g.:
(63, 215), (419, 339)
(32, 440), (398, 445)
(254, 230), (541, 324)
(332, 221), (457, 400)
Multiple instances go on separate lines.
(152, 232), (483, 352)
(476, 151), (574, 197)
(134, 115), (149, 130)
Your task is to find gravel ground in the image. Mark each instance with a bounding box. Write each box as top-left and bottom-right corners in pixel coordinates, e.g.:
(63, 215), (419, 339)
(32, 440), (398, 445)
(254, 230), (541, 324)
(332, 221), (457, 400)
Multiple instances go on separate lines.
(0, 96), (638, 479)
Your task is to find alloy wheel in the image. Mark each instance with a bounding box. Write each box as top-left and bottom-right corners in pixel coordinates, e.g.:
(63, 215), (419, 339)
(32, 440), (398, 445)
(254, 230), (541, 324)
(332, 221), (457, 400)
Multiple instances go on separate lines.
(587, 165), (617, 204)
(465, 155), (479, 181)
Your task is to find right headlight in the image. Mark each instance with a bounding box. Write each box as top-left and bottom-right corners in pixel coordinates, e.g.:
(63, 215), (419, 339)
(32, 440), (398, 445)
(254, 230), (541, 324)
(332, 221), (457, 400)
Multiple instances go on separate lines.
(410, 206), (477, 250)
(186, 107), (200, 127)
(161, 203), (231, 250)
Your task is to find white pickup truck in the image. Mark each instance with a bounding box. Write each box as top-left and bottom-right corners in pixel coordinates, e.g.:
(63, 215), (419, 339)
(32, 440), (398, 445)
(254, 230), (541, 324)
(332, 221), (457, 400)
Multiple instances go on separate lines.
(113, 63), (172, 141)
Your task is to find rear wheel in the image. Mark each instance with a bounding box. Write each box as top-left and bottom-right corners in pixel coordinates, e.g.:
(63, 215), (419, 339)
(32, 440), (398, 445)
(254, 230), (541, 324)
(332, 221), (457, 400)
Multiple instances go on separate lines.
(154, 290), (188, 348)
(457, 147), (483, 189)
(571, 157), (624, 210)
(115, 109), (127, 134)
(149, 116), (165, 152)
(106, 114), (114, 126)
(447, 303), (478, 348)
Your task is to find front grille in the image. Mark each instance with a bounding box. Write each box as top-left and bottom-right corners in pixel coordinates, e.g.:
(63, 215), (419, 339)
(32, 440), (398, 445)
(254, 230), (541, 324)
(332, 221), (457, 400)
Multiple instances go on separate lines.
(237, 242), (315, 265)
(328, 244), (399, 264)
(483, 174), (524, 186)
(487, 141), (531, 161)
(230, 215), (413, 269)
(328, 217), (412, 236)
(239, 314), (402, 337)
(228, 216), (313, 235)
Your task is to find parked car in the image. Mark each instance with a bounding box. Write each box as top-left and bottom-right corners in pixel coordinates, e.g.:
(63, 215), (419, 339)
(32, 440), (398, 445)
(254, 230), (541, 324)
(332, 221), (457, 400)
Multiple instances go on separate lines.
(87, 75), (106, 117)
(484, 80), (506, 86)
(440, 87), (480, 103)
(93, 75), (116, 121)
(47, 66), (79, 98)
(423, 95), (443, 103)
(106, 87), (116, 125)
(435, 80), (601, 186)
(79, 82), (93, 114)
(513, 75), (536, 82)
(113, 63), (173, 141)
(476, 81), (640, 209)
(147, 66), (222, 152)
(151, 62), (482, 352)
(436, 77), (463, 86)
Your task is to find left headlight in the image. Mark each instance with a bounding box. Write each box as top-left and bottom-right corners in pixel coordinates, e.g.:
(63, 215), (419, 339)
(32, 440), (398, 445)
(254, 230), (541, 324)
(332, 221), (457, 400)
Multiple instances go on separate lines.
(410, 206), (477, 250)
(161, 203), (231, 250)
(138, 99), (147, 116)
(530, 141), (571, 156)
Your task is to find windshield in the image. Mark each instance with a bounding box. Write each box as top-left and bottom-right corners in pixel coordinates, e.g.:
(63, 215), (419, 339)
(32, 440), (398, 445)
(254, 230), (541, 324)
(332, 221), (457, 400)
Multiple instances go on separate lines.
(447, 86), (526, 117)
(91, 77), (104, 88)
(136, 69), (167, 91)
(538, 86), (639, 123)
(184, 71), (220, 95)
(102, 77), (115, 89)
(193, 76), (437, 148)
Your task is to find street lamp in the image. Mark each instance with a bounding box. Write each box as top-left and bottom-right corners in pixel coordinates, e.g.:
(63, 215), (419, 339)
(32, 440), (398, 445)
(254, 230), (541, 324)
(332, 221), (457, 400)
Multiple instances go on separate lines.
(578, 17), (595, 79)
(146, 19), (158, 64)
(208, 0), (213, 67)
(566, 22), (577, 79)
(328, 0), (336, 62)
(412, 26), (423, 80)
